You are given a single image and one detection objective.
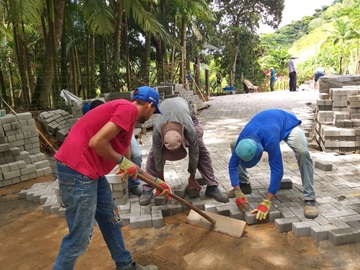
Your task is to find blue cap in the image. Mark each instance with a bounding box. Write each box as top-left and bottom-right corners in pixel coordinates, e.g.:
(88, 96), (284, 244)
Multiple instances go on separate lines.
(132, 86), (162, 114)
(235, 135), (263, 168)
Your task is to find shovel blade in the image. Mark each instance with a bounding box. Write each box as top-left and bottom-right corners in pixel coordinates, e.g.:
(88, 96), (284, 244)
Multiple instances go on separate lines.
(186, 210), (246, 238)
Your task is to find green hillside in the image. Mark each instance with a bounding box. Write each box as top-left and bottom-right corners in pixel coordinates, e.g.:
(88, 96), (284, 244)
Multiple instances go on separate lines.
(261, 0), (360, 84)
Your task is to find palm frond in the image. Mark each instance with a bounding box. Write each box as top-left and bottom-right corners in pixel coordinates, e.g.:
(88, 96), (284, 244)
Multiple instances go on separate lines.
(81, 0), (114, 35)
(6, 0), (43, 24)
(123, 0), (180, 48)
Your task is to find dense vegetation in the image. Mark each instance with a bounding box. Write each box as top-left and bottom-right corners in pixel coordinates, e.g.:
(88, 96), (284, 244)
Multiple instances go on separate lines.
(0, 0), (284, 110)
(1, 0), (360, 111)
(261, 0), (360, 88)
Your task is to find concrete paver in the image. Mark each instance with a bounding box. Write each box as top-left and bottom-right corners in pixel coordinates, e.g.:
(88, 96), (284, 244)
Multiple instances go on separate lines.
(137, 89), (360, 245)
(21, 89), (360, 246)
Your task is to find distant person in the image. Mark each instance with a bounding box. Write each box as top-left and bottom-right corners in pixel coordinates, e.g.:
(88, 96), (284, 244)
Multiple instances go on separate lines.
(270, 67), (277, 92)
(288, 56), (298, 92)
(312, 66), (325, 89)
(227, 109), (318, 221)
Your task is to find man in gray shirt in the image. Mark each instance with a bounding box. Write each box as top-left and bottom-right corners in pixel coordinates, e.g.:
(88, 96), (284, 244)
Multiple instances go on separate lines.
(288, 56), (297, 92)
(139, 97), (229, 205)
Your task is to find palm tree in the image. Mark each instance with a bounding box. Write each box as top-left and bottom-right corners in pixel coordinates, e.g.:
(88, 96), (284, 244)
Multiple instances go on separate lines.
(331, 19), (355, 74)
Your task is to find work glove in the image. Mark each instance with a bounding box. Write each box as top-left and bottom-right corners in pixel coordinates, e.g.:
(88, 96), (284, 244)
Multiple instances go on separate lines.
(116, 156), (138, 182)
(235, 190), (248, 213)
(251, 199), (271, 220)
(154, 178), (172, 202)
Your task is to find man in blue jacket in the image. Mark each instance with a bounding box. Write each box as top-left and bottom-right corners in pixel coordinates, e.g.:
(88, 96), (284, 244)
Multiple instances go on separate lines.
(228, 109), (318, 220)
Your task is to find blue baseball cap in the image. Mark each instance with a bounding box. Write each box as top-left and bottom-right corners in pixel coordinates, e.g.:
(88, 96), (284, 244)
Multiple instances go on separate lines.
(132, 86), (162, 114)
(235, 135), (263, 168)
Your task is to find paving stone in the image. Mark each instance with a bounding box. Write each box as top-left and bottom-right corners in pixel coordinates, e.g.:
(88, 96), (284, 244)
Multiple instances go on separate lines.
(315, 160), (333, 171)
(279, 178), (293, 189)
(130, 214), (152, 229)
(310, 224), (338, 241)
(151, 210), (164, 228)
(328, 227), (360, 246)
(275, 217), (301, 233)
(292, 221), (319, 236)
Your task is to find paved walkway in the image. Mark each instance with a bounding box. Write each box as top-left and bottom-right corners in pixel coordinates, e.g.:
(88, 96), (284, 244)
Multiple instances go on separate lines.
(21, 89), (360, 246)
(139, 89), (360, 246)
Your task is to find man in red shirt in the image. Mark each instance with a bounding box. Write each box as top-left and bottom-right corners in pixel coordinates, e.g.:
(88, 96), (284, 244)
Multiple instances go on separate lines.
(53, 86), (168, 270)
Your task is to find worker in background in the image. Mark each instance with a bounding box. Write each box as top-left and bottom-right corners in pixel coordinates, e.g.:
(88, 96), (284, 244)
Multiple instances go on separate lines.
(312, 66), (325, 89)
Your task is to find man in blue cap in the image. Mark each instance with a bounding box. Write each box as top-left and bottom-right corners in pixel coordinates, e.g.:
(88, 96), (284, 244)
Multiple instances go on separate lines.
(228, 109), (318, 220)
(53, 86), (168, 270)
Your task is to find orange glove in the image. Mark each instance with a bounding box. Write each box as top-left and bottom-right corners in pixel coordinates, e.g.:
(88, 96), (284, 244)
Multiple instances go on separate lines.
(116, 156), (138, 182)
(235, 190), (248, 213)
(154, 178), (172, 201)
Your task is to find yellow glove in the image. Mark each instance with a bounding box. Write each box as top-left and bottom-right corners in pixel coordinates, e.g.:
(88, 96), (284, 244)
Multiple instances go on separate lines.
(116, 156), (138, 182)
(234, 190), (248, 213)
(251, 199), (271, 220)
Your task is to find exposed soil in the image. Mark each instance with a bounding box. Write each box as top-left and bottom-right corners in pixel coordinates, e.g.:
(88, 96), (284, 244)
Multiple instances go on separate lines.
(2, 177), (360, 270)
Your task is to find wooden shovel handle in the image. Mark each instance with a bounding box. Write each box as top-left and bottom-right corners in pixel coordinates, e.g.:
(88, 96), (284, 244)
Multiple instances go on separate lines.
(137, 170), (216, 225)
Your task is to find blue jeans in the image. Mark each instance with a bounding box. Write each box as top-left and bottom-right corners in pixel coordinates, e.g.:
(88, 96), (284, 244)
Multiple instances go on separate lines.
(53, 162), (133, 270)
(284, 125), (315, 201)
(128, 135), (141, 188)
(233, 125), (315, 201)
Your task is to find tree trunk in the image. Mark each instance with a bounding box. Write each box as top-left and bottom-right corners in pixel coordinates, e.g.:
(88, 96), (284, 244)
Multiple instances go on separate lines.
(60, 12), (67, 91)
(111, 0), (123, 91)
(97, 36), (109, 93)
(194, 56), (201, 91)
(155, 38), (164, 85)
(89, 34), (96, 97)
(7, 62), (15, 107)
(0, 62), (6, 108)
(70, 47), (78, 96)
(124, 16), (131, 91)
(31, 0), (65, 109)
(140, 32), (151, 85)
(13, 25), (30, 108)
(230, 50), (238, 86)
(179, 15), (187, 85)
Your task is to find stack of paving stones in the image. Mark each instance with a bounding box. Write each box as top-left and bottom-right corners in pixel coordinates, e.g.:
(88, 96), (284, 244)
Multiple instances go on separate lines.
(38, 84), (205, 141)
(38, 109), (77, 143)
(315, 75), (360, 152)
(0, 111), (52, 187)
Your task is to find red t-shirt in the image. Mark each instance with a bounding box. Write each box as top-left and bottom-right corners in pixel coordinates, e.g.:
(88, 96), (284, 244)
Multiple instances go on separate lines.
(55, 99), (138, 179)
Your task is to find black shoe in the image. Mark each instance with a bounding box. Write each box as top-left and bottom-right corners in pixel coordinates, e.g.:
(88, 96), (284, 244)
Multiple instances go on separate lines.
(240, 183), (252, 195)
(139, 190), (154, 206)
(129, 185), (143, 197)
(205, 186), (229, 203)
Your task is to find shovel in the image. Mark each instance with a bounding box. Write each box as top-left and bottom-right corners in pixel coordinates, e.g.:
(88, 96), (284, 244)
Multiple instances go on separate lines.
(136, 169), (246, 238)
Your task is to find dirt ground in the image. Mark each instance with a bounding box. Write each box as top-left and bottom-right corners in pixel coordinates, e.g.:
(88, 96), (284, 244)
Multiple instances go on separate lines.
(1, 177), (360, 270)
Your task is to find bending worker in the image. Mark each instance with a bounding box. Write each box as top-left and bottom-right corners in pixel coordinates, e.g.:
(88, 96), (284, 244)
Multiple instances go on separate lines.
(139, 96), (229, 205)
(228, 109), (318, 220)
